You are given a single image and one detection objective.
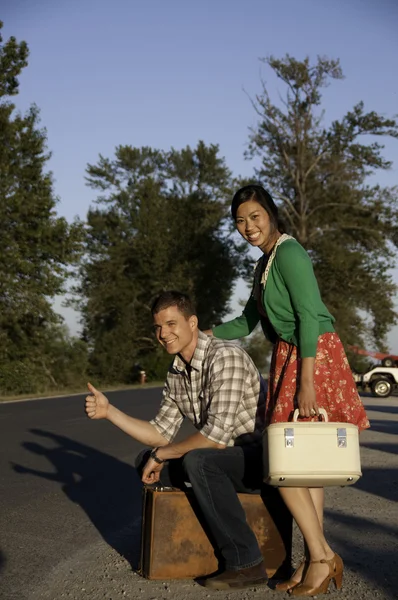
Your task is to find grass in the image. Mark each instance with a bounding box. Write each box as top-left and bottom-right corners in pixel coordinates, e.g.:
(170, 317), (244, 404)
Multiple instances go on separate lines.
(0, 381), (164, 403)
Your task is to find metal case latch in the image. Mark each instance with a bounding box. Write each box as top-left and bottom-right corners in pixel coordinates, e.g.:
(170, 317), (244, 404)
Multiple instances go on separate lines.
(337, 428), (347, 448)
(284, 427), (294, 448)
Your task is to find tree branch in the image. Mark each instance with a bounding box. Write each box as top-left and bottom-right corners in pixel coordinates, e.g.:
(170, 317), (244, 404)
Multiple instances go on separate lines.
(273, 191), (301, 220)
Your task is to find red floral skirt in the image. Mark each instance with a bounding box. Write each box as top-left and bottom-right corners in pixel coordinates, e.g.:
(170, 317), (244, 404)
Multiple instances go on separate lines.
(266, 333), (370, 431)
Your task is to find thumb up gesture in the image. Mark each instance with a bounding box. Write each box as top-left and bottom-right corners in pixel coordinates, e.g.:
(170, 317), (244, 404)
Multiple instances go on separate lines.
(85, 382), (109, 420)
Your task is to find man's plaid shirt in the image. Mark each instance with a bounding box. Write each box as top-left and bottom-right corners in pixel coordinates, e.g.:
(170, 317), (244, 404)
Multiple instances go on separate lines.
(150, 331), (266, 446)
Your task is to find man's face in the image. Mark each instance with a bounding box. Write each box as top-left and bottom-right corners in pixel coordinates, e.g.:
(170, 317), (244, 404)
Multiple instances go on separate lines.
(153, 305), (198, 361)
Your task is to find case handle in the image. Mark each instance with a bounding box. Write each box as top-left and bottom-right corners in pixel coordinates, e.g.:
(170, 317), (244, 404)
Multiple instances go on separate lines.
(293, 408), (328, 422)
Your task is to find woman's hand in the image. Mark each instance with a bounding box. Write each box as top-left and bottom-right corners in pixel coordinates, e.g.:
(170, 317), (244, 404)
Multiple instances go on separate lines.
(297, 381), (319, 418)
(297, 357), (318, 418)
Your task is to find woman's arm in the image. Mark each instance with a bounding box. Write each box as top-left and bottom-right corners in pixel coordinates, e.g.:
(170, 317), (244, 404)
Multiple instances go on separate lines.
(275, 243), (322, 358)
(298, 357), (318, 417)
(208, 294), (260, 340)
(275, 244), (323, 416)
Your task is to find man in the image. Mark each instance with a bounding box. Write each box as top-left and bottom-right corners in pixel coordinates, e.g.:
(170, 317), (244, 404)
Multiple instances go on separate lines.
(85, 291), (268, 590)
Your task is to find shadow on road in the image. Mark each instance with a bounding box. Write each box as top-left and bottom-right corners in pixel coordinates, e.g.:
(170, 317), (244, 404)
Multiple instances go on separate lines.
(365, 418), (397, 436)
(365, 404), (398, 415)
(326, 509), (398, 598)
(0, 549), (5, 574)
(361, 442), (398, 456)
(355, 467), (398, 503)
(12, 429), (143, 569)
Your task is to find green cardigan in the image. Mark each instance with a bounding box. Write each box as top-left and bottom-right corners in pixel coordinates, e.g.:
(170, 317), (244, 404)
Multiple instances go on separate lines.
(213, 238), (335, 358)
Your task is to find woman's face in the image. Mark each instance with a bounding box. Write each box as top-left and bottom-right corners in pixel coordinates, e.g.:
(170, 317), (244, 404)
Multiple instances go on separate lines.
(235, 199), (276, 253)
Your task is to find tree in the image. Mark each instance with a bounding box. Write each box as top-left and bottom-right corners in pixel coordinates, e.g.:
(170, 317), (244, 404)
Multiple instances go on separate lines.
(0, 22), (83, 394)
(74, 142), (247, 382)
(240, 327), (273, 374)
(247, 55), (398, 352)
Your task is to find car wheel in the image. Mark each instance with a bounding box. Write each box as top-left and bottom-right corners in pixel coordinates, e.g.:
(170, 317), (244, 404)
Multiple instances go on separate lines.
(382, 357), (395, 368)
(371, 378), (392, 398)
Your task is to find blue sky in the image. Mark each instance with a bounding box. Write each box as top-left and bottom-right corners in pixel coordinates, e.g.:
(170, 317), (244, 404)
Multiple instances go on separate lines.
(3, 0), (398, 350)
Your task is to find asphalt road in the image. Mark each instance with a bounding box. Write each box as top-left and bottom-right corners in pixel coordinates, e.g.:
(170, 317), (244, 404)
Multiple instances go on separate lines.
(0, 387), (168, 600)
(0, 389), (397, 600)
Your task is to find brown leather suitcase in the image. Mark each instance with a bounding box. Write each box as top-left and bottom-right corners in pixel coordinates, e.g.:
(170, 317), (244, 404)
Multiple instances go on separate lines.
(139, 486), (292, 580)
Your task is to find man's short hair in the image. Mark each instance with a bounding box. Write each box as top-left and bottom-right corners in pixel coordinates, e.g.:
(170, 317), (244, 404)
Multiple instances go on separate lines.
(151, 291), (197, 319)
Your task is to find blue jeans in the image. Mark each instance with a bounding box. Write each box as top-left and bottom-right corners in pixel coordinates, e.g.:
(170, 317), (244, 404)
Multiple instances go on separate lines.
(137, 445), (265, 570)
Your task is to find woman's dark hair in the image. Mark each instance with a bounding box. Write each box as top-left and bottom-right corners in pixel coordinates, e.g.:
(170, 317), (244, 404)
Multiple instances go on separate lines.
(231, 184), (286, 233)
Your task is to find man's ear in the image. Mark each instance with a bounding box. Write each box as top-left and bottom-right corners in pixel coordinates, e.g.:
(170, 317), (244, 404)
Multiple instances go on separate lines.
(189, 315), (198, 330)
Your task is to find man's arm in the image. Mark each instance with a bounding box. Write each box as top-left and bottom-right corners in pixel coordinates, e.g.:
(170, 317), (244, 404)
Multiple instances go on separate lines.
(156, 348), (249, 460)
(85, 383), (169, 447)
(141, 365), (233, 485)
(141, 432), (224, 484)
(156, 431), (225, 460)
(142, 350), (250, 485)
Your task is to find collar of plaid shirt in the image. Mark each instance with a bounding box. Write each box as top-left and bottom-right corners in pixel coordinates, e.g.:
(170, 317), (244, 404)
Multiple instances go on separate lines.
(171, 330), (210, 374)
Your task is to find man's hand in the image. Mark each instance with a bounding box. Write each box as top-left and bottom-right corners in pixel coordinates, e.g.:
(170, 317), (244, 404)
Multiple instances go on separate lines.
(85, 382), (109, 420)
(297, 382), (318, 418)
(142, 457), (165, 485)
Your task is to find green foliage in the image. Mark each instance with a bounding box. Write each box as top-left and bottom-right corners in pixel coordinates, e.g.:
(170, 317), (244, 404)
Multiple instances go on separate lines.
(0, 326), (88, 395)
(74, 142), (248, 382)
(345, 351), (374, 375)
(247, 54), (398, 352)
(0, 23), (85, 394)
(138, 347), (173, 383)
(0, 21), (28, 98)
(4, 26), (397, 392)
(239, 326), (273, 374)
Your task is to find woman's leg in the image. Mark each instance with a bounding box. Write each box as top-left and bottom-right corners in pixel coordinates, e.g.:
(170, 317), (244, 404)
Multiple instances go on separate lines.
(279, 487), (335, 589)
(290, 488), (325, 582)
(309, 487), (324, 529)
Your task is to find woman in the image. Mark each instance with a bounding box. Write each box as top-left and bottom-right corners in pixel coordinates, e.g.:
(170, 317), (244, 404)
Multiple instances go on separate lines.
(205, 184), (369, 597)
